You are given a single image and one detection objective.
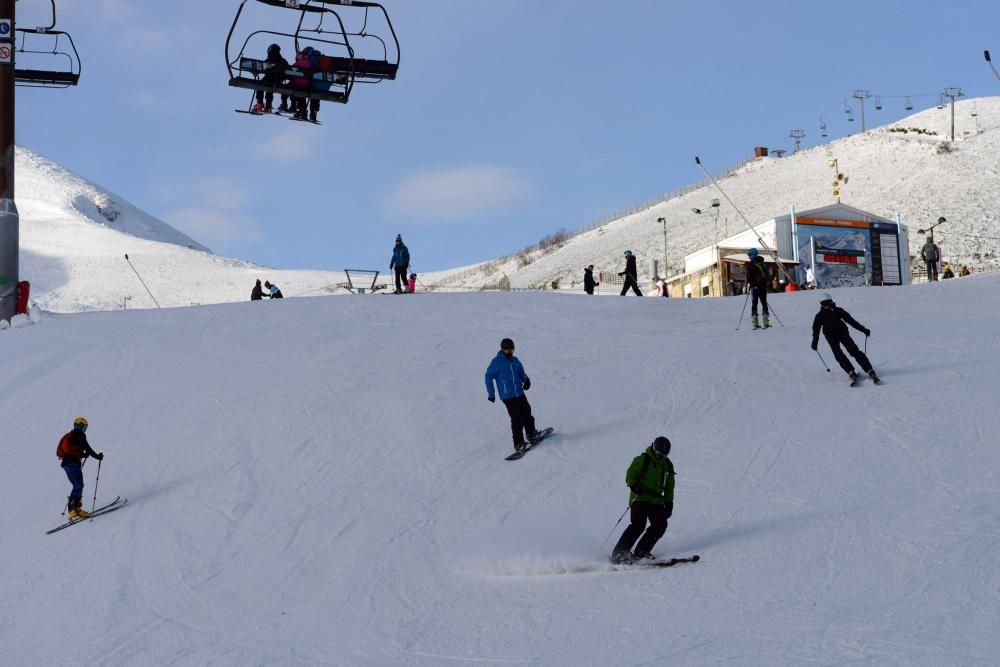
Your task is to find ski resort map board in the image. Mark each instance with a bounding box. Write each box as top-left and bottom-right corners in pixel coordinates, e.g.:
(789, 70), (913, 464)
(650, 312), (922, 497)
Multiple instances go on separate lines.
(796, 216), (902, 288)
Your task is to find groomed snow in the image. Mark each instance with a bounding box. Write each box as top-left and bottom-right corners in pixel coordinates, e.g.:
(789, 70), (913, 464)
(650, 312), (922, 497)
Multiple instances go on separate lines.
(2, 276), (998, 665)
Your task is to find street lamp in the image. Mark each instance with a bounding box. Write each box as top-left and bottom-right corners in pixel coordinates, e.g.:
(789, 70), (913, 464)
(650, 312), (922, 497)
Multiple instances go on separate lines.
(656, 217), (668, 277)
(917, 216), (947, 244)
(692, 199), (722, 243)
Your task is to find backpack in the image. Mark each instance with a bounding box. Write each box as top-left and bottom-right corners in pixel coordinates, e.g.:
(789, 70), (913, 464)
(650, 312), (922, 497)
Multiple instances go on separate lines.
(56, 432), (76, 459)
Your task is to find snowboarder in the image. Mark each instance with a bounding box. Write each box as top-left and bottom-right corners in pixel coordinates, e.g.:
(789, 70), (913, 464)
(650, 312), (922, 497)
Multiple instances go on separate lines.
(57, 417), (104, 518)
(251, 279), (264, 301)
(264, 281), (283, 298)
(921, 236), (940, 282)
(618, 250), (642, 296)
(252, 43), (290, 113)
(611, 436), (676, 564)
(746, 248), (770, 329)
(485, 338), (541, 454)
(583, 265), (599, 295)
(811, 292), (878, 384)
(390, 235), (411, 294)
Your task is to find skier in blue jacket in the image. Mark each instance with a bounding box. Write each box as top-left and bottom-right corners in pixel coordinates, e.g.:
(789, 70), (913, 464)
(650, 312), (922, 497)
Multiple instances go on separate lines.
(485, 338), (540, 454)
(390, 234), (411, 294)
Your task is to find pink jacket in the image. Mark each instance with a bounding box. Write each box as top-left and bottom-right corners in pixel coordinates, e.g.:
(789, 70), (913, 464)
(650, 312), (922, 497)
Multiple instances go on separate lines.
(291, 54), (312, 90)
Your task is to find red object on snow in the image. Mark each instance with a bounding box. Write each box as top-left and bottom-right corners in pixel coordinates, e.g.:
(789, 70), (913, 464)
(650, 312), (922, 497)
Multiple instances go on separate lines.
(784, 282), (799, 293)
(15, 280), (30, 315)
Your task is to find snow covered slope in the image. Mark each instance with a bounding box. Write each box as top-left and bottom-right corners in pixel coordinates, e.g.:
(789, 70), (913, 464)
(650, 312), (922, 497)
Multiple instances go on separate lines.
(469, 97), (1000, 290)
(2, 277), (998, 665)
(15, 147), (441, 312)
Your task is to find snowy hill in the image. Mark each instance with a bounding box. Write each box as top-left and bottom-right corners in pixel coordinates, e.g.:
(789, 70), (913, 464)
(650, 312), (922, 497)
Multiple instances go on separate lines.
(3, 277), (999, 665)
(465, 97), (1000, 291)
(15, 147), (442, 312)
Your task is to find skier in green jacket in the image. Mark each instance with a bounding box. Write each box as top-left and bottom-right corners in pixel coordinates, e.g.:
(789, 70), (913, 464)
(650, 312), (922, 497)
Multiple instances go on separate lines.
(611, 436), (676, 564)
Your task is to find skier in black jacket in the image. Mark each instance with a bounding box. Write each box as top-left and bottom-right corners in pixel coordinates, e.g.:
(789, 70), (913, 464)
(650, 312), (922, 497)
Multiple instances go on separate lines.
(254, 44), (291, 113)
(746, 248), (770, 329)
(583, 265), (599, 295)
(619, 251), (642, 296)
(811, 292), (878, 383)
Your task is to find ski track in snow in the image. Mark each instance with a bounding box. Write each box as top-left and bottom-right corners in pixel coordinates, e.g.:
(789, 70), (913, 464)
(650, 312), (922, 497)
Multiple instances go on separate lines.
(2, 279), (1000, 665)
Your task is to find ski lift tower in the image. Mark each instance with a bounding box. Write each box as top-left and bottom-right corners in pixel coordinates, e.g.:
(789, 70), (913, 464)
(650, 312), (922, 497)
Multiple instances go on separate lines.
(0, 0), (81, 320)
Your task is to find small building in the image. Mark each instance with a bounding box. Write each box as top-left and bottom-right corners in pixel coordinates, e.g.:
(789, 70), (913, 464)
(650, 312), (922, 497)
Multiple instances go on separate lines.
(666, 203), (910, 298)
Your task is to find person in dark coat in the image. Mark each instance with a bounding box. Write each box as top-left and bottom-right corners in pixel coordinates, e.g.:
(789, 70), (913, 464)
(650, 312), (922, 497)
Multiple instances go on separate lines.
(390, 235), (411, 294)
(611, 436), (676, 564)
(811, 292), (877, 383)
(583, 265), (599, 295)
(253, 44), (290, 113)
(251, 279), (264, 301)
(484, 338), (540, 454)
(264, 281), (284, 298)
(746, 248), (770, 328)
(618, 250), (642, 296)
(57, 417), (104, 518)
(921, 237), (940, 282)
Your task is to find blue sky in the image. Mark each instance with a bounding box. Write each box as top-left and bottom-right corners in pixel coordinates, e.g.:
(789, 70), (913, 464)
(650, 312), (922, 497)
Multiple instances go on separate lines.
(15, 0), (1000, 271)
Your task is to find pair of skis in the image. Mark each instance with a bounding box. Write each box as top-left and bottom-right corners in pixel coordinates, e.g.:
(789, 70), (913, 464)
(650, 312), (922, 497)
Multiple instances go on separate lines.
(614, 554), (700, 569)
(46, 496), (128, 535)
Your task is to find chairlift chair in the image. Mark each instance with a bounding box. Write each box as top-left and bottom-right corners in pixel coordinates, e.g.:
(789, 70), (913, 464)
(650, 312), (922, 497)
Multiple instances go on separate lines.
(875, 96), (882, 111)
(13, 1), (81, 88)
(225, 0), (400, 114)
(905, 96), (913, 111)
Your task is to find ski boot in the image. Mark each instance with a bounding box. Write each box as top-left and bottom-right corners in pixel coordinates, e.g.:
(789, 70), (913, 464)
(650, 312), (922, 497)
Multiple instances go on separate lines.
(513, 441), (527, 455)
(251, 103), (264, 113)
(751, 315), (760, 330)
(762, 315), (771, 329)
(867, 369), (881, 384)
(264, 103), (273, 113)
(527, 430), (541, 445)
(610, 551), (633, 565)
(309, 110), (318, 123)
(849, 370), (859, 386)
(632, 551), (655, 562)
(67, 498), (91, 519)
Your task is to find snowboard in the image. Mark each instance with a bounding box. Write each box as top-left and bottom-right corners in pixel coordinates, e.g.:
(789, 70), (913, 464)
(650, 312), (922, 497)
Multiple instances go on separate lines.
(504, 427), (554, 461)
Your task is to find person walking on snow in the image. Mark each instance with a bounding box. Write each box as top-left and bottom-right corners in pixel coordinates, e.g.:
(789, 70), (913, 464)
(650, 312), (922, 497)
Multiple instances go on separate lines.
(485, 338), (541, 454)
(57, 417), (104, 518)
(390, 235), (411, 294)
(584, 265), (599, 295)
(921, 236), (940, 282)
(811, 292), (878, 384)
(611, 436), (676, 564)
(619, 250), (642, 296)
(746, 248), (770, 329)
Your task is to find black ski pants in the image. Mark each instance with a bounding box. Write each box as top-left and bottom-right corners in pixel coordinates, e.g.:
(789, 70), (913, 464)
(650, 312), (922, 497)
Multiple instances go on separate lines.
(394, 267), (409, 293)
(751, 285), (769, 316)
(925, 260), (938, 282)
(502, 395), (536, 447)
(612, 501), (669, 558)
(826, 333), (873, 375)
(620, 276), (642, 296)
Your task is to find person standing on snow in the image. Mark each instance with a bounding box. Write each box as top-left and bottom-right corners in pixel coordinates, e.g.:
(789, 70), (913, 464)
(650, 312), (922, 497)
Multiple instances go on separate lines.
(746, 248), (770, 329)
(611, 436), (676, 564)
(251, 279), (264, 301)
(390, 235), (411, 294)
(485, 338), (540, 455)
(56, 417), (104, 518)
(618, 250), (642, 296)
(811, 292), (879, 384)
(584, 265), (599, 295)
(921, 236), (941, 282)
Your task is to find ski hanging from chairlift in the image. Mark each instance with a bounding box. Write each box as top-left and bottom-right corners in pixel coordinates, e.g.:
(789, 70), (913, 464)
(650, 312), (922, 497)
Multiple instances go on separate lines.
(13, 0), (81, 88)
(225, 0), (400, 123)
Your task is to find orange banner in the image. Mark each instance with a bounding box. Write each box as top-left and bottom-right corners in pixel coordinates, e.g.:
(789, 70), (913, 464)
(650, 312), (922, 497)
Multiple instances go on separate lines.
(796, 217), (870, 229)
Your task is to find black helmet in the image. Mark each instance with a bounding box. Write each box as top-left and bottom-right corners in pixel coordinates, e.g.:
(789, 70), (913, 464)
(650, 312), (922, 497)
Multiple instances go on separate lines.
(500, 338), (515, 351)
(652, 436), (671, 458)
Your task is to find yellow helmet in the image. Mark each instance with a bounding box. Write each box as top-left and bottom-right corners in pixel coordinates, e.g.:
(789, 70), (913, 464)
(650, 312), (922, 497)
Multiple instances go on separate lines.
(73, 417), (89, 429)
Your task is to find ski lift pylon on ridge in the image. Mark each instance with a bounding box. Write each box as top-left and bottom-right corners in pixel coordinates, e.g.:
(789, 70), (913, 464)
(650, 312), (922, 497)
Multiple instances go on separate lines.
(13, 0), (81, 88)
(225, 0), (400, 112)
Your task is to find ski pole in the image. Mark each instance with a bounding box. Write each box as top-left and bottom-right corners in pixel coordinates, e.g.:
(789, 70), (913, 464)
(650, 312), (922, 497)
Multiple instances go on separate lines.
(864, 334), (868, 356)
(91, 458), (102, 513)
(600, 505), (631, 550)
(766, 300), (783, 327)
(816, 349), (831, 372)
(736, 289), (750, 330)
(124, 254), (162, 308)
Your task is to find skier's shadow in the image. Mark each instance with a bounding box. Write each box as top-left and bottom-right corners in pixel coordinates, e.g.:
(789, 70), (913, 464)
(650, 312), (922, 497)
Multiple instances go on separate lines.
(674, 510), (823, 553)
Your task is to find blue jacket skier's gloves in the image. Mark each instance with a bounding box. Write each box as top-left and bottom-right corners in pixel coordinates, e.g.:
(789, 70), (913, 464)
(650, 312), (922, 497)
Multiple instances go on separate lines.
(487, 395), (495, 403)
(522, 378), (531, 391)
